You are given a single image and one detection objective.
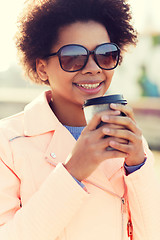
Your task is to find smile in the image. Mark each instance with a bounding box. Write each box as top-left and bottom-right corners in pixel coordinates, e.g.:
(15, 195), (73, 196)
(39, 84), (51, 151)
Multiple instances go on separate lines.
(75, 83), (101, 89)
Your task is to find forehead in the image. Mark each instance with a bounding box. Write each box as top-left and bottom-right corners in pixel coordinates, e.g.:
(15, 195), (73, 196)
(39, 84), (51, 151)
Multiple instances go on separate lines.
(52, 20), (110, 51)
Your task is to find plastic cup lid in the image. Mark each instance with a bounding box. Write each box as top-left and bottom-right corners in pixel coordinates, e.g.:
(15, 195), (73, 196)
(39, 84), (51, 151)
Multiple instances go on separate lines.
(83, 94), (127, 107)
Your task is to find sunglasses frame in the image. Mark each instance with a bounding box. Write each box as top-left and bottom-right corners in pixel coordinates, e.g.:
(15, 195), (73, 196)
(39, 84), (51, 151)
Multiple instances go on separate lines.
(43, 43), (120, 72)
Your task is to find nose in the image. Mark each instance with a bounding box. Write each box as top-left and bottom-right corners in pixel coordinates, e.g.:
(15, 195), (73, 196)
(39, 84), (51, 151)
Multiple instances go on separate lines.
(81, 54), (102, 75)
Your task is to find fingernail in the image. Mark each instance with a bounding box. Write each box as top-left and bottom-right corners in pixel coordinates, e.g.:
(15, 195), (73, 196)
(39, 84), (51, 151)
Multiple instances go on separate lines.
(101, 115), (109, 121)
(103, 128), (110, 134)
(114, 110), (121, 115)
(110, 140), (116, 146)
(110, 103), (117, 108)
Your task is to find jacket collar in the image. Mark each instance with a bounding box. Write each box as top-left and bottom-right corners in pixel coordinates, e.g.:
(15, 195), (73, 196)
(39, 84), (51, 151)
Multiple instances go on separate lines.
(24, 90), (61, 136)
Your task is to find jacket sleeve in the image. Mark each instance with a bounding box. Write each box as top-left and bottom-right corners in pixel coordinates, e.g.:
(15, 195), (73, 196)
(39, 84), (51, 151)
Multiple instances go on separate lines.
(124, 139), (160, 240)
(0, 131), (88, 240)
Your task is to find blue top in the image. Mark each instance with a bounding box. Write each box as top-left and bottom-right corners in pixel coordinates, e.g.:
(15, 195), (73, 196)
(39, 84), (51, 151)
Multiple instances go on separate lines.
(64, 125), (85, 141)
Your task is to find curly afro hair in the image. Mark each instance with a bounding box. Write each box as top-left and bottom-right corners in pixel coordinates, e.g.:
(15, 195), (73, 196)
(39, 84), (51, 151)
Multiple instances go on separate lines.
(15, 0), (137, 85)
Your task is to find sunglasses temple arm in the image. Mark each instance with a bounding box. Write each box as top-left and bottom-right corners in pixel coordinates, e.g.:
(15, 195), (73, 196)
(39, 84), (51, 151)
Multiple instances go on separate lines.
(43, 52), (57, 59)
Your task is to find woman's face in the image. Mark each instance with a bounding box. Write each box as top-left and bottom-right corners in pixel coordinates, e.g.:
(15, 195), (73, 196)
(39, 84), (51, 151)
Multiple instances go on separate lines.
(37, 21), (115, 120)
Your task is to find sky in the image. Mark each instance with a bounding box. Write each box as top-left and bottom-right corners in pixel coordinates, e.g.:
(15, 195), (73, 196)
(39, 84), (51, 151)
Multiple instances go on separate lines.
(0, 0), (160, 72)
(0, 0), (24, 71)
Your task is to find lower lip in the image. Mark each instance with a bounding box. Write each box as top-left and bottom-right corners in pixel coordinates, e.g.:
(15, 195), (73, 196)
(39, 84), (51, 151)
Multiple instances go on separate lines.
(74, 82), (103, 95)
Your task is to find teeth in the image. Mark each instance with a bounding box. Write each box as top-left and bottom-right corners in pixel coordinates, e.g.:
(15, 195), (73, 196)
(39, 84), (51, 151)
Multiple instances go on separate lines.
(76, 83), (100, 89)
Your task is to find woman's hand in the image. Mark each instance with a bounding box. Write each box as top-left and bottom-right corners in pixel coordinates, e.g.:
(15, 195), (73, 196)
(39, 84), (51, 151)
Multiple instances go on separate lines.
(102, 103), (146, 167)
(64, 109), (128, 181)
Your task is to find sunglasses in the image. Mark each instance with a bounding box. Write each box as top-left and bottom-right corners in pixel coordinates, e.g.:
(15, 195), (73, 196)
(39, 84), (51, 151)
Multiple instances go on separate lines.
(43, 43), (120, 72)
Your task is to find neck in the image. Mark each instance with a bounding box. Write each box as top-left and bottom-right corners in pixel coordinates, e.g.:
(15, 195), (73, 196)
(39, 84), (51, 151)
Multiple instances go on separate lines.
(50, 98), (86, 127)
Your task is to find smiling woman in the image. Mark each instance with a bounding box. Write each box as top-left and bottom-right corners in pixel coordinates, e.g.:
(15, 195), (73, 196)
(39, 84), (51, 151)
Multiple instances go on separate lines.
(0, 1), (160, 240)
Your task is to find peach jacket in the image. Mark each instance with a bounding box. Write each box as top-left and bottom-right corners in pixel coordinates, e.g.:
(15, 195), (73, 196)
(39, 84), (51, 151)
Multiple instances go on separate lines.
(0, 91), (160, 240)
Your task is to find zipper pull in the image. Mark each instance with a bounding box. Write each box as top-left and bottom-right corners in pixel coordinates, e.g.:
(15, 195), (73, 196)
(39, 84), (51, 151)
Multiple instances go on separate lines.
(121, 197), (127, 213)
(127, 220), (133, 240)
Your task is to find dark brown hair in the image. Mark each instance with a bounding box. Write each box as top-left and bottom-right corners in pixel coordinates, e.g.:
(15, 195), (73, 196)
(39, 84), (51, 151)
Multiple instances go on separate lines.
(15, 0), (137, 85)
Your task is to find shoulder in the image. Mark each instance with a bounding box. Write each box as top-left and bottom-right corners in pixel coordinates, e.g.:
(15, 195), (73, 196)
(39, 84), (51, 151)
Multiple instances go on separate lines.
(0, 111), (25, 141)
(0, 112), (25, 171)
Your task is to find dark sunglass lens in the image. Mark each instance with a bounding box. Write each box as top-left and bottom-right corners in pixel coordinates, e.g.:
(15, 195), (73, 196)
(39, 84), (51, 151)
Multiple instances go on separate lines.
(96, 44), (119, 70)
(60, 45), (87, 72)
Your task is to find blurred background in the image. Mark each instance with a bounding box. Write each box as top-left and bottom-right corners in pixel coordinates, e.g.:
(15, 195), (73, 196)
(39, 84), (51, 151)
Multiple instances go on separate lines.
(0, 0), (160, 178)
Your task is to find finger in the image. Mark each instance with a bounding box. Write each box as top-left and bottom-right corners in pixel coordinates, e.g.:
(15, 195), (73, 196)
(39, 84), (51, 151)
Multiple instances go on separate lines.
(103, 127), (135, 143)
(93, 123), (127, 141)
(87, 119), (129, 142)
(100, 136), (129, 149)
(101, 115), (141, 136)
(83, 109), (121, 132)
(115, 137), (128, 144)
(103, 148), (127, 159)
(104, 123), (125, 130)
(110, 103), (135, 121)
(108, 140), (132, 154)
(95, 136), (128, 158)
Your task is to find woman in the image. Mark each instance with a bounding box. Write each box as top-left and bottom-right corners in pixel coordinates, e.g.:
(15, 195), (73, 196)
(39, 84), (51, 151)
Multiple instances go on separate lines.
(0, 0), (159, 239)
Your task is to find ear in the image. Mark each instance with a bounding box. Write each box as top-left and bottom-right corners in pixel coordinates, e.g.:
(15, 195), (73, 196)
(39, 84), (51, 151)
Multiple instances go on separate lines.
(36, 58), (48, 81)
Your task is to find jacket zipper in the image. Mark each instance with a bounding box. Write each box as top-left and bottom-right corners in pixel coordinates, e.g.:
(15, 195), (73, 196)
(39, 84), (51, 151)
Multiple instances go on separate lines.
(121, 197), (125, 240)
(85, 179), (131, 240)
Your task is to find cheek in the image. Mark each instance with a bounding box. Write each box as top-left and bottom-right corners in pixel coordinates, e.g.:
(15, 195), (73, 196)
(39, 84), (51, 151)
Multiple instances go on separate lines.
(105, 70), (114, 84)
(108, 69), (114, 78)
(102, 70), (114, 92)
(60, 72), (79, 85)
(49, 71), (78, 89)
